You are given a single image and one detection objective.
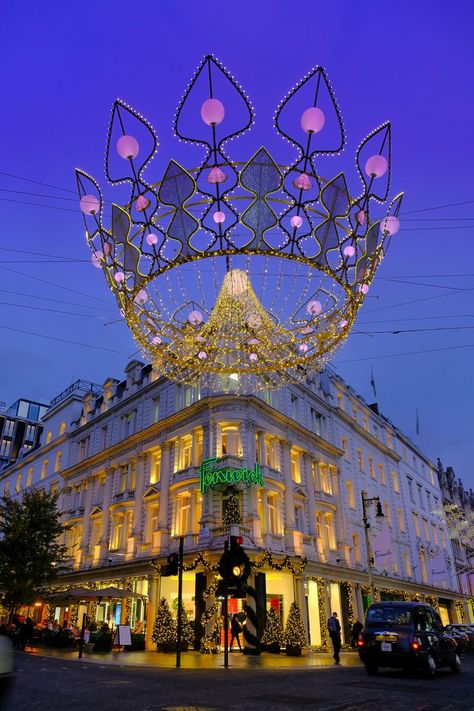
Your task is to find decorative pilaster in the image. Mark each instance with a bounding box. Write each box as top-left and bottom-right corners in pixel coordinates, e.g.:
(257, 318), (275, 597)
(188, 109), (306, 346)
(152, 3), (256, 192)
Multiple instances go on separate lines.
(132, 451), (148, 540)
(304, 454), (317, 537)
(158, 443), (171, 543)
(281, 440), (295, 551)
(100, 466), (115, 555)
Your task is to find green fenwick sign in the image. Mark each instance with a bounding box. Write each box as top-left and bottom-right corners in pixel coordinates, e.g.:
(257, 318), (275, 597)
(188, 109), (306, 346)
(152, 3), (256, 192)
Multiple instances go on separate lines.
(199, 457), (265, 495)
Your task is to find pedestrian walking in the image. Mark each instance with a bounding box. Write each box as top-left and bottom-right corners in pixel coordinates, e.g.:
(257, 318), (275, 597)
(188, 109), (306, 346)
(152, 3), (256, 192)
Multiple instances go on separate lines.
(328, 611), (342, 664)
(350, 619), (363, 648)
(229, 613), (242, 651)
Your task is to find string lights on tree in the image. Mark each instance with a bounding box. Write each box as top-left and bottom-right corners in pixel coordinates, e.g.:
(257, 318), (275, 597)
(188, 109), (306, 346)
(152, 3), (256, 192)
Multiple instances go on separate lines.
(76, 55), (402, 392)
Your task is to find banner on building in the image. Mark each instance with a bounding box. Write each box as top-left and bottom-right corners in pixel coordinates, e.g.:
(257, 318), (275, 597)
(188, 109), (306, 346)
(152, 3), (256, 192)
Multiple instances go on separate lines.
(372, 524), (395, 570)
(430, 549), (448, 587)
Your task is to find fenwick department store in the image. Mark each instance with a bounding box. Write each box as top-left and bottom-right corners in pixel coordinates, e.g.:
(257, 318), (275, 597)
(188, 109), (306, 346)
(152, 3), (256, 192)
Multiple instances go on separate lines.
(7, 361), (473, 649)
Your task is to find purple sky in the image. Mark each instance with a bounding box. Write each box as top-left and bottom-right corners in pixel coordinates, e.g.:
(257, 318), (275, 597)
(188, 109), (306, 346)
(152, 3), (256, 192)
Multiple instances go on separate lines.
(1, 1), (473, 486)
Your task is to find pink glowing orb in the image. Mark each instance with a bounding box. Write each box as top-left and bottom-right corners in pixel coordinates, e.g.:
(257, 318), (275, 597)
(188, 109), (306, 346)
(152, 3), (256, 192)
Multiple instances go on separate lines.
(135, 195), (150, 212)
(365, 154), (388, 178)
(355, 209), (366, 226)
(380, 215), (400, 236)
(340, 320), (348, 328)
(152, 336), (162, 346)
(91, 251), (103, 268)
(206, 166), (227, 184)
(134, 289), (148, 304)
(291, 215), (303, 229)
(114, 271), (125, 283)
(299, 343), (309, 353)
(116, 134), (139, 160)
(146, 232), (158, 246)
(359, 284), (369, 294)
(343, 245), (356, 258)
(213, 210), (226, 224)
(247, 313), (262, 329)
(188, 310), (203, 325)
(80, 194), (100, 215)
(301, 107), (325, 133)
(249, 353), (258, 362)
(198, 351), (207, 360)
(201, 98), (225, 126)
(293, 173), (312, 191)
(307, 300), (323, 316)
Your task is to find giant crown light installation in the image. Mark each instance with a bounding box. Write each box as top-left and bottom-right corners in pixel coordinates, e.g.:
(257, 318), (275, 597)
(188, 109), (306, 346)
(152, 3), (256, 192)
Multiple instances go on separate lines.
(76, 55), (402, 391)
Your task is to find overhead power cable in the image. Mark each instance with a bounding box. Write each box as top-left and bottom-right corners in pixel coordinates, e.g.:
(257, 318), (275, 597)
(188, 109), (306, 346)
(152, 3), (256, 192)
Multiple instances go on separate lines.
(0, 324), (129, 355)
(337, 343), (474, 364)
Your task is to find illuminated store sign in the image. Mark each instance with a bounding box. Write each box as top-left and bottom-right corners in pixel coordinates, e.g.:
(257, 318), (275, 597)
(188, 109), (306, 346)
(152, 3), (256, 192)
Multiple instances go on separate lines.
(199, 457), (265, 495)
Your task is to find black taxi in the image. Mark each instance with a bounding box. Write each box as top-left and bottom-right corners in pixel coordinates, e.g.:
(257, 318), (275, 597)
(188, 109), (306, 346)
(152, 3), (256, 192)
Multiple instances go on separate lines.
(358, 601), (461, 676)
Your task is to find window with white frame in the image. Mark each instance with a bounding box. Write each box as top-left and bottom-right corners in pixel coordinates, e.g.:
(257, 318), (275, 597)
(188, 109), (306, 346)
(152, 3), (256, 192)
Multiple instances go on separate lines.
(431, 523), (439, 545)
(383, 502), (391, 526)
(347, 480), (355, 509)
(323, 512), (336, 549)
(176, 435), (193, 471)
(267, 493), (280, 534)
(294, 504), (304, 532)
(356, 449), (364, 472)
(310, 408), (323, 437)
(290, 394), (299, 421)
(176, 493), (191, 535)
(111, 513), (124, 550)
(41, 459), (48, 480)
(152, 395), (161, 423)
(397, 508), (405, 531)
(352, 533), (361, 563)
(403, 551), (412, 577)
(379, 464), (386, 485)
(422, 518), (430, 541)
(122, 410), (136, 439)
(392, 471), (399, 493)
(54, 450), (62, 473)
(341, 437), (349, 458)
(291, 447), (302, 484)
(150, 452), (161, 484)
(147, 503), (159, 543)
(26, 468), (33, 487)
(78, 437), (89, 461)
(413, 512), (421, 538)
(264, 435), (278, 469)
(220, 424), (242, 456)
(320, 463), (332, 494)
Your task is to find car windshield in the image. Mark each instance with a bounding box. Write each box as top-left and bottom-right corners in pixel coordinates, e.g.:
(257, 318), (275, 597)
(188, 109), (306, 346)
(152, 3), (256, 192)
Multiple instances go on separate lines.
(366, 607), (413, 627)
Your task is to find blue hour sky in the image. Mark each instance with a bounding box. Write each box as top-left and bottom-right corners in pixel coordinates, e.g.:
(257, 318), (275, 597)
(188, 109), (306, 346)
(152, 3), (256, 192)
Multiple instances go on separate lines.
(1, 0), (473, 486)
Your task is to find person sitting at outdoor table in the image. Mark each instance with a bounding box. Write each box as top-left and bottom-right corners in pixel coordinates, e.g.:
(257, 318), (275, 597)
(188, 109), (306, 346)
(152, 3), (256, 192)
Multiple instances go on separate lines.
(132, 620), (143, 634)
(93, 623), (112, 653)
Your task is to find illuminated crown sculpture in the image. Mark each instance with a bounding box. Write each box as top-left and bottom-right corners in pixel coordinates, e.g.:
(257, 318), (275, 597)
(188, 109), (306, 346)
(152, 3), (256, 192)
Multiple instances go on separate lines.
(76, 55), (402, 391)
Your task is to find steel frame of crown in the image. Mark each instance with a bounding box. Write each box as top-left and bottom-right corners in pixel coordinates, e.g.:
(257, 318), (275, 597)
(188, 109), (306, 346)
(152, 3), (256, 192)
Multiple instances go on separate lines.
(75, 54), (403, 390)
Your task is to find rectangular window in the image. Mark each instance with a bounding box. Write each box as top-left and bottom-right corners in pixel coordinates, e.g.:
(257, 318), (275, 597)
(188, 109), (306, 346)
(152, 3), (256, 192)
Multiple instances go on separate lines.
(290, 394), (299, 422)
(268, 494), (280, 534)
(383, 502), (391, 526)
(150, 453), (161, 484)
(392, 471), (399, 493)
(291, 448), (302, 484)
(363, 415), (369, 431)
(294, 505), (303, 532)
(417, 484), (424, 509)
(111, 513), (124, 550)
(379, 464), (386, 485)
(54, 451), (62, 473)
(341, 437), (349, 458)
(41, 459), (48, 480)
(337, 392), (344, 410)
(319, 463), (332, 495)
(152, 396), (161, 423)
(413, 512), (421, 538)
(352, 533), (361, 564)
(431, 524), (439, 545)
(324, 513), (336, 549)
(0, 439), (11, 456)
(3, 420), (14, 437)
(119, 465), (128, 493)
(368, 457), (375, 478)
(419, 550), (428, 583)
(423, 518), (430, 541)
(101, 426), (108, 450)
(122, 411), (136, 439)
(310, 408), (323, 437)
(347, 481), (355, 509)
(357, 449), (364, 472)
(176, 494), (191, 535)
(26, 468), (33, 487)
(15, 475), (22, 493)
(403, 551), (412, 577)
(78, 437), (89, 461)
(397, 508), (405, 532)
(407, 477), (415, 503)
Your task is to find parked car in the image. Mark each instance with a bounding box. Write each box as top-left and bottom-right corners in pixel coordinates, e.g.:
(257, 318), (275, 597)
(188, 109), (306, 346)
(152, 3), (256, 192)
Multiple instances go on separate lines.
(0, 635), (14, 701)
(358, 601), (461, 676)
(443, 626), (469, 654)
(446, 624), (474, 651)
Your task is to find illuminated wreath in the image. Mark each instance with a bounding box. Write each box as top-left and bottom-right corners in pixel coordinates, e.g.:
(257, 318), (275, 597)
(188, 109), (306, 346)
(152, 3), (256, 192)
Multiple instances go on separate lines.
(76, 55), (402, 390)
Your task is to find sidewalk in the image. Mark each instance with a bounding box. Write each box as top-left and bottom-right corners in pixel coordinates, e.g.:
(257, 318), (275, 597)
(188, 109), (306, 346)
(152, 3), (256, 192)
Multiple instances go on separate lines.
(22, 645), (362, 670)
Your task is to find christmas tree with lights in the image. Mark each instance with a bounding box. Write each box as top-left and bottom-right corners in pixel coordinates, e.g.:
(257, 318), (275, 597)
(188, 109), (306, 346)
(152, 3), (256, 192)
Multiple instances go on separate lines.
(222, 490), (242, 527)
(179, 606), (195, 648)
(261, 607), (284, 653)
(152, 597), (177, 650)
(284, 602), (306, 656)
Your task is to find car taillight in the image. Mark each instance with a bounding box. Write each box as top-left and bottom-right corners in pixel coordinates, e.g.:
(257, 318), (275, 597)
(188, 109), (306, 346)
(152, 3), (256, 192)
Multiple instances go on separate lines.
(411, 635), (421, 651)
(357, 634), (364, 647)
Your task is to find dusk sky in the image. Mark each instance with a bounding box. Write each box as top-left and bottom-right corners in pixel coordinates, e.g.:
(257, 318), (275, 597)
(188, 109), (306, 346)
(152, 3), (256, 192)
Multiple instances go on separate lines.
(1, 1), (473, 486)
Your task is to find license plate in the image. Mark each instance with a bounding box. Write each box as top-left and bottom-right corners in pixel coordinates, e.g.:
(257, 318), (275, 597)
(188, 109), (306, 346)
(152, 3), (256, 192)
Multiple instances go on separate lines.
(381, 642), (392, 652)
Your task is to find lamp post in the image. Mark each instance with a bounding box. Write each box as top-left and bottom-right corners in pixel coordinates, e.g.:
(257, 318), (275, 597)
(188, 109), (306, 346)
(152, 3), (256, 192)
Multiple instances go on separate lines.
(361, 491), (384, 606)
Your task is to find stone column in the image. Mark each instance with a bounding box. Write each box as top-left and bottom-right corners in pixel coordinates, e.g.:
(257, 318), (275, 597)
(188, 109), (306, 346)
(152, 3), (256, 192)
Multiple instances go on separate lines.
(133, 451), (147, 542)
(304, 454), (317, 537)
(256, 430), (266, 465)
(281, 440), (295, 552)
(294, 576), (308, 643)
(145, 574), (159, 650)
(157, 442), (171, 549)
(80, 472), (94, 559)
(100, 466), (115, 560)
(191, 428), (201, 467)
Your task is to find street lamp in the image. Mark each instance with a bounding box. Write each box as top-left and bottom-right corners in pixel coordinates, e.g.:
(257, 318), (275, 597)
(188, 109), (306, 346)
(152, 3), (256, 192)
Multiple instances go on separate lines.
(361, 491), (384, 605)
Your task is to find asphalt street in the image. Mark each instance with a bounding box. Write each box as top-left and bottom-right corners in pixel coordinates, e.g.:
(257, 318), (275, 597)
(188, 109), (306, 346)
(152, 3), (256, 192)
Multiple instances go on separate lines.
(3, 652), (474, 711)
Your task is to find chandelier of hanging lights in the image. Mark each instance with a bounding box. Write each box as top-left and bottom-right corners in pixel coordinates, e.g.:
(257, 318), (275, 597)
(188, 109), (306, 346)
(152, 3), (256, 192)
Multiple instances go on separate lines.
(76, 55), (402, 391)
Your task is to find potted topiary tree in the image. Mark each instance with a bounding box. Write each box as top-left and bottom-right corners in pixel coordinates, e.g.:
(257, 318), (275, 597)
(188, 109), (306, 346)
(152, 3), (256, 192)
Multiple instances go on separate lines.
(284, 602), (306, 656)
(261, 607), (284, 654)
(152, 597), (177, 652)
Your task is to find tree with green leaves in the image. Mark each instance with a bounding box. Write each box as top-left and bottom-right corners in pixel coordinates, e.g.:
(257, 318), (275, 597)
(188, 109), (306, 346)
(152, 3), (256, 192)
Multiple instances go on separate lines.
(261, 606), (284, 653)
(284, 602), (306, 655)
(0, 489), (69, 617)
